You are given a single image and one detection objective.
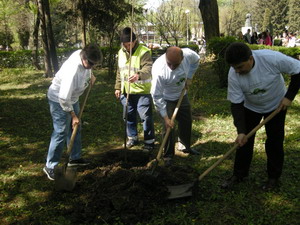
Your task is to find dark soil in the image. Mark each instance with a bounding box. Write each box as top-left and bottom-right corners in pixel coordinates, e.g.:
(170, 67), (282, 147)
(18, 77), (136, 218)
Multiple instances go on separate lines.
(66, 149), (199, 224)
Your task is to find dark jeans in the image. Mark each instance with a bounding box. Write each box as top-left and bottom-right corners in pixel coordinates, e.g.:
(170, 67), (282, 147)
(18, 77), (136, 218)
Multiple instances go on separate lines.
(121, 94), (155, 143)
(234, 107), (287, 179)
(163, 95), (192, 157)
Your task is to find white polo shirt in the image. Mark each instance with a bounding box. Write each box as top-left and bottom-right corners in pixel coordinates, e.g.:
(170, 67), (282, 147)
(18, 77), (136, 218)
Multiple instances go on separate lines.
(47, 50), (91, 112)
(151, 48), (200, 117)
(227, 49), (300, 113)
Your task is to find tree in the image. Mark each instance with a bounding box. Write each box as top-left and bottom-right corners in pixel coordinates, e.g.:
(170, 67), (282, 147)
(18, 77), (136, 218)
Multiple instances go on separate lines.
(43, 0), (59, 73)
(84, 0), (132, 75)
(0, 0), (19, 49)
(38, 0), (52, 77)
(262, 8), (271, 32)
(199, 0), (220, 41)
(37, 0), (59, 77)
(288, 0), (300, 33)
(270, 0), (288, 36)
(152, 0), (186, 46)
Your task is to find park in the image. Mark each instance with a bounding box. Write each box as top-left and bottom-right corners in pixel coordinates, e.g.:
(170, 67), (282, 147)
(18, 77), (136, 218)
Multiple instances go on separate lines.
(1, 0), (300, 224)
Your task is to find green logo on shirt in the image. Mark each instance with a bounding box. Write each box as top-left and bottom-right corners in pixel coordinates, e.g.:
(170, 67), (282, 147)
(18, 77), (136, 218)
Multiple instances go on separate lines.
(176, 77), (186, 86)
(251, 88), (266, 95)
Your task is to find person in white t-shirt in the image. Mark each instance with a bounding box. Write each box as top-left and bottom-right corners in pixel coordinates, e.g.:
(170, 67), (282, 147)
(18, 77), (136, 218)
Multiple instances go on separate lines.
(222, 42), (300, 190)
(151, 47), (200, 165)
(43, 44), (102, 181)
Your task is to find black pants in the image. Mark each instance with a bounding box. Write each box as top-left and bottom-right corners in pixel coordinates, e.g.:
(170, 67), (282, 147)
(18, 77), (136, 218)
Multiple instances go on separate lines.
(234, 107), (287, 179)
(163, 95), (192, 157)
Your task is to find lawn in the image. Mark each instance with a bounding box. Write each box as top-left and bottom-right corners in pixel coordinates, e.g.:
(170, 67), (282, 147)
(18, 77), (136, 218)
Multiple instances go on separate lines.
(0, 64), (299, 225)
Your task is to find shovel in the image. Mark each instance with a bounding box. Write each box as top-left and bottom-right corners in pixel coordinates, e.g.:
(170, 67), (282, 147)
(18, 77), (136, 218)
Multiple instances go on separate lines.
(148, 87), (186, 174)
(55, 80), (92, 191)
(167, 108), (281, 199)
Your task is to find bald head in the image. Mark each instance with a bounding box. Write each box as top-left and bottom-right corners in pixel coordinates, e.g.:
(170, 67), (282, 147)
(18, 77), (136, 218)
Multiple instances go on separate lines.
(166, 46), (183, 70)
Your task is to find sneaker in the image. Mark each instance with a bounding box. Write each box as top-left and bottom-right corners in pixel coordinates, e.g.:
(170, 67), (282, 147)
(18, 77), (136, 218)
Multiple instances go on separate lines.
(143, 143), (154, 152)
(262, 178), (279, 191)
(43, 166), (55, 181)
(126, 139), (138, 148)
(221, 175), (243, 189)
(67, 158), (90, 167)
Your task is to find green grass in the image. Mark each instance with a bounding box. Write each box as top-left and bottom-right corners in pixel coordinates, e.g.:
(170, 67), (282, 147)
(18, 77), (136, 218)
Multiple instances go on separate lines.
(0, 65), (299, 225)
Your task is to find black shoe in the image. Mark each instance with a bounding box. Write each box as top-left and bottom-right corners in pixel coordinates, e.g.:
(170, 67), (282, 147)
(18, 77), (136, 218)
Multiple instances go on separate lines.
(262, 178), (279, 191)
(68, 158), (90, 167)
(221, 175), (243, 189)
(179, 148), (200, 155)
(125, 139), (138, 148)
(143, 143), (154, 152)
(163, 157), (173, 167)
(43, 166), (55, 180)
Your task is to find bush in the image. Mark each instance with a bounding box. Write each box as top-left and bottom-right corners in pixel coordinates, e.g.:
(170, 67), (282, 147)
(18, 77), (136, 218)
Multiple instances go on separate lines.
(207, 36), (239, 87)
(207, 37), (300, 88)
(0, 46), (120, 69)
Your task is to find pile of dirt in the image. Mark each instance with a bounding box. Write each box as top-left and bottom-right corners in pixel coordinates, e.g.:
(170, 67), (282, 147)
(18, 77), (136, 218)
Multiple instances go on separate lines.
(68, 149), (199, 224)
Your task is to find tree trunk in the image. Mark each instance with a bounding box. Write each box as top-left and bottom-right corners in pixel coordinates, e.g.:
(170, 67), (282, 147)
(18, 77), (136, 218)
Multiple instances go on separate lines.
(108, 29), (116, 77)
(32, 2), (41, 70)
(38, 0), (52, 77)
(43, 0), (59, 74)
(199, 0), (220, 41)
(80, 0), (87, 47)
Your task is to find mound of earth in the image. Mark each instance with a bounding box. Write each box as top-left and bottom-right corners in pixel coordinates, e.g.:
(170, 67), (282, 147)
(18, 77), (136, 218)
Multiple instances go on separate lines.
(67, 149), (199, 224)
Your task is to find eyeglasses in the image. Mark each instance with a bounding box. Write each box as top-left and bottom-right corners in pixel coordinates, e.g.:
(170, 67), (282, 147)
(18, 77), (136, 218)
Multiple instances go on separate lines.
(87, 59), (95, 66)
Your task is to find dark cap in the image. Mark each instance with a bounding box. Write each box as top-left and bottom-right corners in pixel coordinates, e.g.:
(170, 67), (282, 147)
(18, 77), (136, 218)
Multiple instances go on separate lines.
(83, 44), (102, 65)
(120, 27), (136, 43)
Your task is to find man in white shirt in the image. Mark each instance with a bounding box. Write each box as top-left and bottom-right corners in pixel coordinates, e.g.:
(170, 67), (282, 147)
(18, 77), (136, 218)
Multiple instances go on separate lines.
(222, 42), (300, 190)
(151, 47), (200, 164)
(43, 44), (102, 181)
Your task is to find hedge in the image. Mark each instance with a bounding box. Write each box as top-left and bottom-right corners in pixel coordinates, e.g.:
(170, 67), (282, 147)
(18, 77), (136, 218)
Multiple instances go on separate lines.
(207, 37), (300, 88)
(0, 46), (119, 69)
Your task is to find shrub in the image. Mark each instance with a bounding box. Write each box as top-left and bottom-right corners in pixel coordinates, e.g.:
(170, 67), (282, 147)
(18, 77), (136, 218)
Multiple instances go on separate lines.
(207, 36), (239, 87)
(207, 37), (300, 88)
(0, 46), (120, 69)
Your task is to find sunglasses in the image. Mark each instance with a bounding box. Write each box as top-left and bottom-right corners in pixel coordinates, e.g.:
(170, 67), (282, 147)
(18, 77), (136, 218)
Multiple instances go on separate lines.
(87, 59), (95, 66)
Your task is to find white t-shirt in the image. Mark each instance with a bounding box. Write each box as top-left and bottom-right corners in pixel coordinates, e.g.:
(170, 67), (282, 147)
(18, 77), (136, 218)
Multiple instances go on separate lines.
(151, 48), (200, 117)
(47, 50), (91, 112)
(227, 49), (300, 113)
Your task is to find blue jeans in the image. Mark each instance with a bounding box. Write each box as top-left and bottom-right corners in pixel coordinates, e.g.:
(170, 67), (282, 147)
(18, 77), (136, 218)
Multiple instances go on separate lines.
(120, 94), (155, 144)
(46, 100), (82, 169)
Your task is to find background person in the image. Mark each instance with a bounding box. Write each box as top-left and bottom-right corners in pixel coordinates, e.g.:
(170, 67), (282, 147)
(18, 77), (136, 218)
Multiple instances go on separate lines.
(151, 46), (200, 165)
(222, 42), (300, 190)
(114, 27), (155, 151)
(44, 44), (102, 180)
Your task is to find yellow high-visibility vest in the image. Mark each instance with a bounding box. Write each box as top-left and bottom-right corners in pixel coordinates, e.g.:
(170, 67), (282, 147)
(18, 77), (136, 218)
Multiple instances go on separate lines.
(118, 45), (151, 94)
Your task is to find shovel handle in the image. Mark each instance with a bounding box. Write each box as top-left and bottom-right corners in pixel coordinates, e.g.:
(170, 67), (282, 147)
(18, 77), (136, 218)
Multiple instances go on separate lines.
(154, 87), (186, 163)
(198, 108), (281, 181)
(67, 80), (92, 155)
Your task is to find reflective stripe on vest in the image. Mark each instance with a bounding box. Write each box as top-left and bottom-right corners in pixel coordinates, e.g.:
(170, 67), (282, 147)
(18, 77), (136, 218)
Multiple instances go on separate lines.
(118, 45), (151, 94)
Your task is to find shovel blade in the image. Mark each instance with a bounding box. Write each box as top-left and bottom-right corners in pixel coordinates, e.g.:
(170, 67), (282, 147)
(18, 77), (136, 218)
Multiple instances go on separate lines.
(167, 182), (195, 199)
(54, 165), (77, 191)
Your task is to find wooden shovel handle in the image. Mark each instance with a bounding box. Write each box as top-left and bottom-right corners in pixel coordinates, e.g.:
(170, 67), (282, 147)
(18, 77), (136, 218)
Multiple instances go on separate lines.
(67, 81), (93, 155)
(198, 108), (281, 181)
(155, 87), (186, 161)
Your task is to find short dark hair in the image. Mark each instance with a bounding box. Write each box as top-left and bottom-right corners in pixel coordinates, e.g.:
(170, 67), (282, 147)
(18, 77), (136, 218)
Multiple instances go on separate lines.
(225, 42), (252, 65)
(81, 43), (102, 65)
(120, 27), (136, 43)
